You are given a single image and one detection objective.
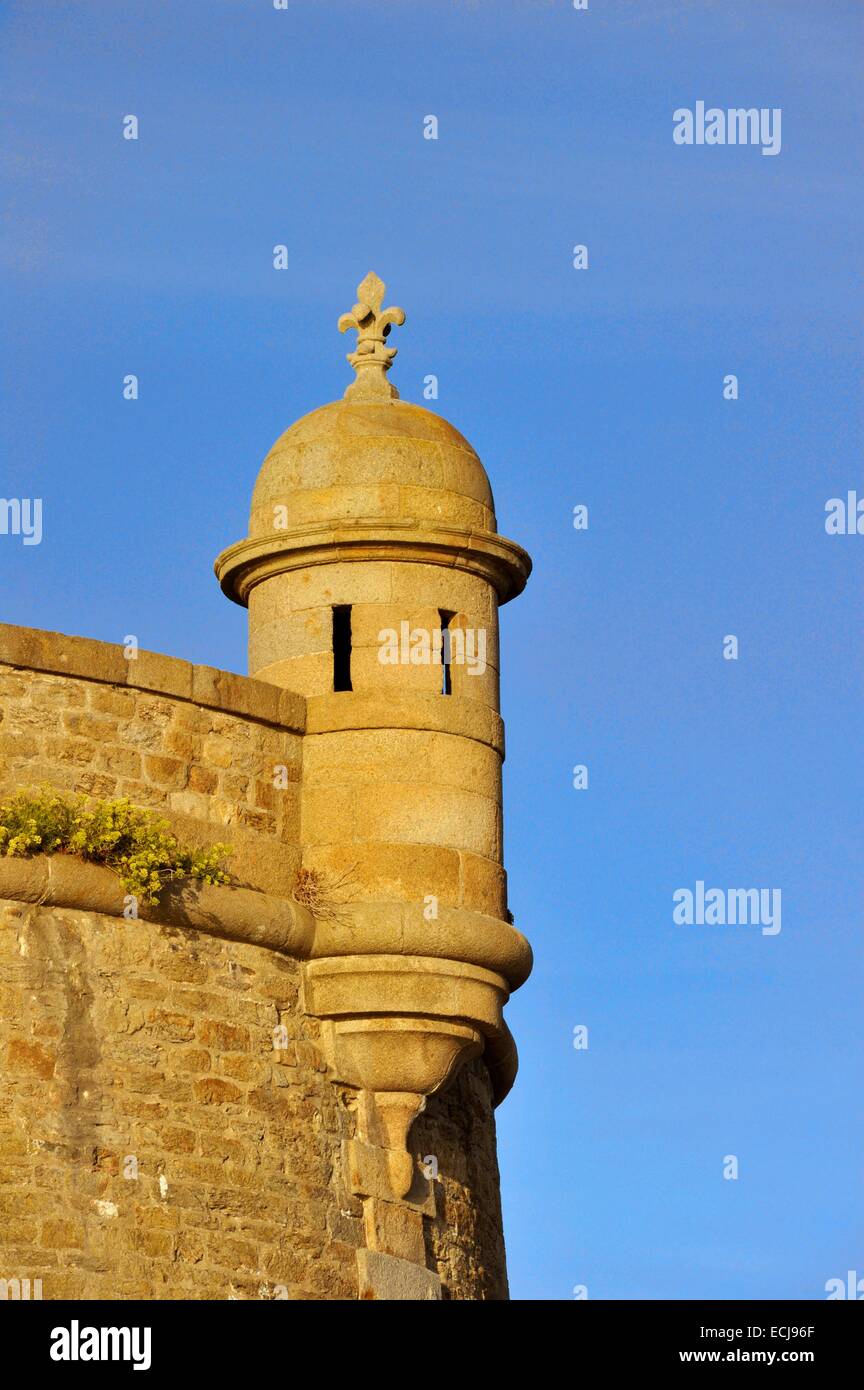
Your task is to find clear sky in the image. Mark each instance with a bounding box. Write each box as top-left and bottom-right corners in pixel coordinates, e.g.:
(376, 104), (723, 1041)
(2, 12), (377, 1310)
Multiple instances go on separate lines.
(2, 0), (861, 1300)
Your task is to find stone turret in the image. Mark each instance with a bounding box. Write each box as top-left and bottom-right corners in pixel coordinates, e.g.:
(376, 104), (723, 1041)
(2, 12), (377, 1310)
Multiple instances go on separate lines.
(215, 275), (533, 1294)
(0, 275), (531, 1302)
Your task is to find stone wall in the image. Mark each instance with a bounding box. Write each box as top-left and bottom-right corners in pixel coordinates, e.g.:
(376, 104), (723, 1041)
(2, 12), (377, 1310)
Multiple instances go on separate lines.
(0, 900), (359, 1300)
(0, 899), (509, 1300)
(416, 1060), (509, 1300)
(0, 625), (514, 1300)
(0, 626), (305, 897)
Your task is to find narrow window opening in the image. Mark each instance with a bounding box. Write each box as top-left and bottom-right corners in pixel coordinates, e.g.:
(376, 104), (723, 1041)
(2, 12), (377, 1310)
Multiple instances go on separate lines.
(439, 610), (455, 695)
(333, 605), (352, 691)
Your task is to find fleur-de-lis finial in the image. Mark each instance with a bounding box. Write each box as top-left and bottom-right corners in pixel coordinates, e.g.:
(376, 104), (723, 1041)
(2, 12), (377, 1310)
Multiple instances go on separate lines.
(338, 272), (406, 401)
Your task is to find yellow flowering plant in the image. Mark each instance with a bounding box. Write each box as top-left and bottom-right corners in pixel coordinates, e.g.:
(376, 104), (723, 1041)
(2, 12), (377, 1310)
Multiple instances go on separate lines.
(0, 786), (230, 905)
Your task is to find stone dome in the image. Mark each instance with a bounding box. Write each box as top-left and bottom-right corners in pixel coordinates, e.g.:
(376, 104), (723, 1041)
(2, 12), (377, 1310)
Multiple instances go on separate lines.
(248, 398), (497, 539)
(215, 273), (531, 610)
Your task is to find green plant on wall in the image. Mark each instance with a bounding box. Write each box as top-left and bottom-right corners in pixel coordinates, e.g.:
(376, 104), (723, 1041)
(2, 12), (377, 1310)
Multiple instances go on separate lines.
(0, 786), (231, 906)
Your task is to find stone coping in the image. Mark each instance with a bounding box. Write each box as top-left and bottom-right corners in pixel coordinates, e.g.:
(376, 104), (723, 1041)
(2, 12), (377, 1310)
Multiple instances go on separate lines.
(0, 854), (316, 957)
(0, 623), (306, 734)
(0, 855), (531, 988)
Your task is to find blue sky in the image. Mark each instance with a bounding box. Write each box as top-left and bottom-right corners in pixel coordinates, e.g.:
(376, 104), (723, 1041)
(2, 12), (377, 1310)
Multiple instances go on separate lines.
(2, 0), (861, 1299)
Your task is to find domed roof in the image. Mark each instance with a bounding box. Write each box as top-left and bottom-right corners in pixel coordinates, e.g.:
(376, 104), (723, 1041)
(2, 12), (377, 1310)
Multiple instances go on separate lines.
(215, 272), (531, 608)
(249, 398), (497, 538)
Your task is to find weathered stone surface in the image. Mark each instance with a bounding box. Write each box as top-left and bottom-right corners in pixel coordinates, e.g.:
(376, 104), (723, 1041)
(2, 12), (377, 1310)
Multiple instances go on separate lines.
(0, 902), (358, 1301)
(0, 279), (530, 1301)
(0, 627), (304, 733)
(357, 1248), (441, 1301)
(415, 1058), (510, 1300)
(0, 660), (303, 897)
(245, 399), (495, 540)
(363, 1198), (426, 1262)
